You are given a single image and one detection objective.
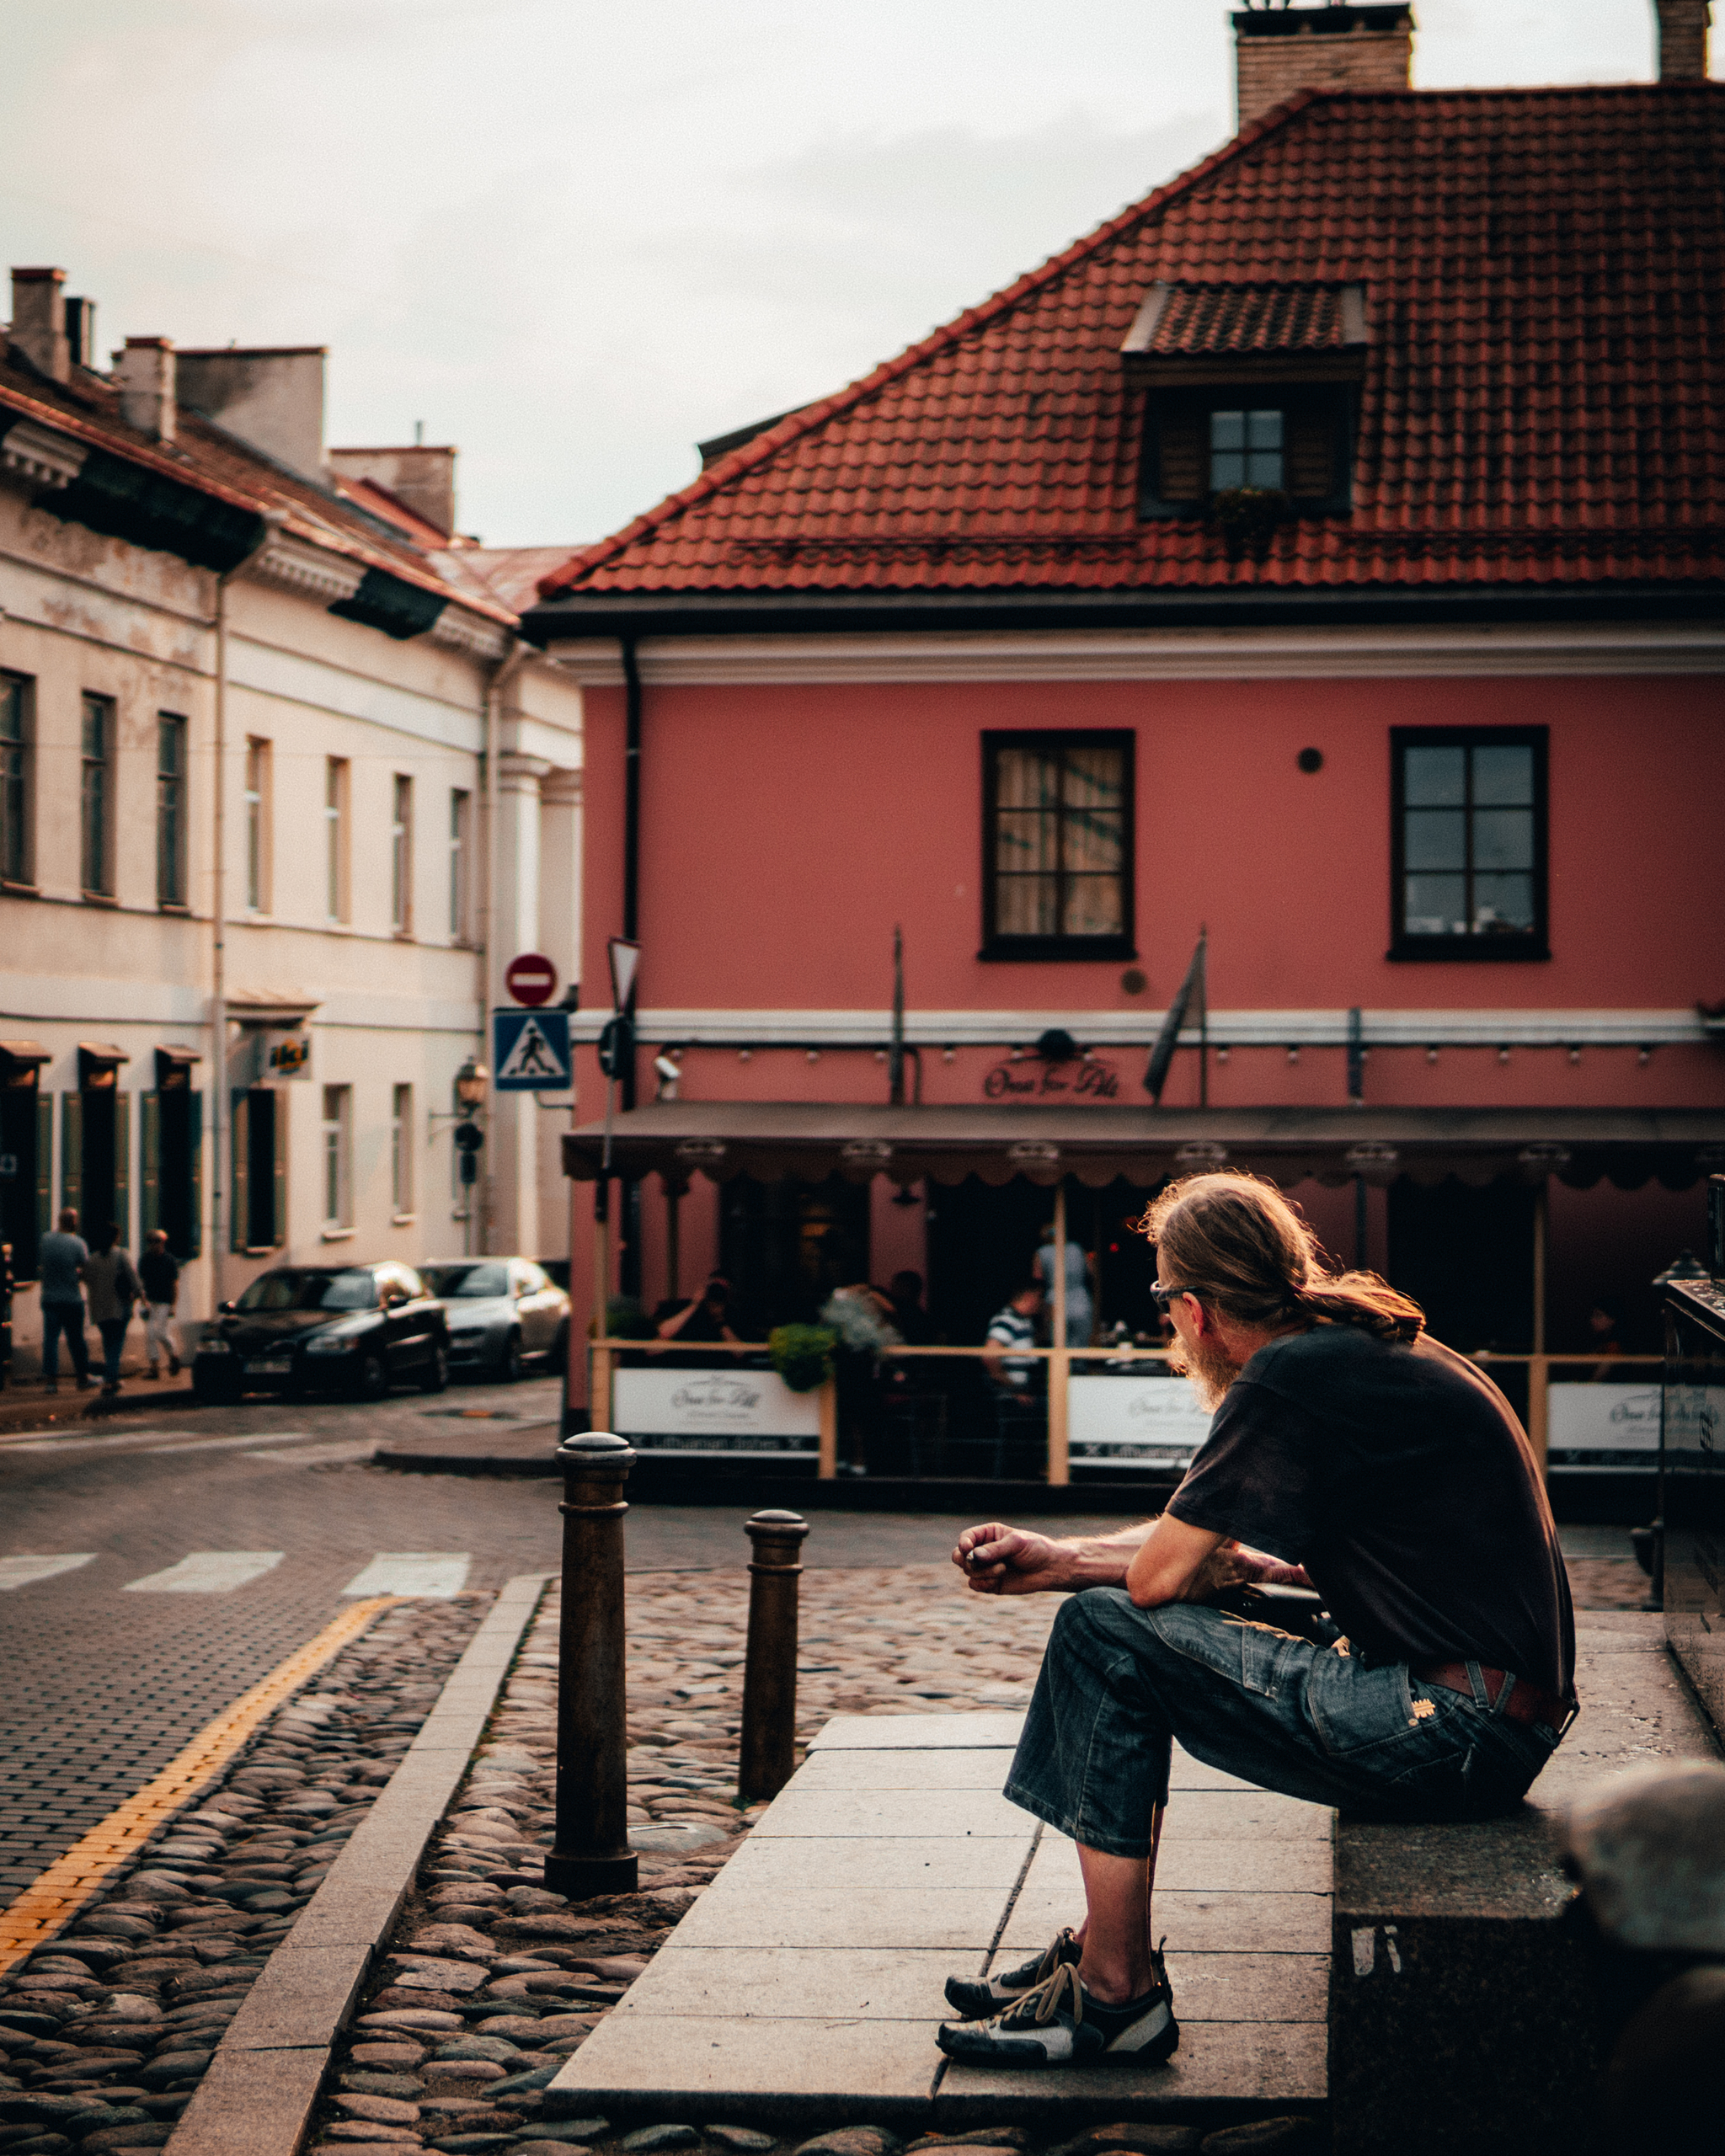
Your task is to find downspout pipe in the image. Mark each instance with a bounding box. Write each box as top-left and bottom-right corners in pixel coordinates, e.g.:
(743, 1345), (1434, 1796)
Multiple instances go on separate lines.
(483, 639), (535, 1258)
(618, 635), (643, 1296)
(208, 512), (281, 1319)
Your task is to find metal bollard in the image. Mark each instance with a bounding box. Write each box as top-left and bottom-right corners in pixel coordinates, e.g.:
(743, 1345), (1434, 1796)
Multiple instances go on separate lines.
(544, 1433), (639, 1899)
(739, 1509), (810, 1803)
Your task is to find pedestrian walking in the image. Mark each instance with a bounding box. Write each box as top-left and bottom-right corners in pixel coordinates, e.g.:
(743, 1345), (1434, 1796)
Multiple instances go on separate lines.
(0, 1241), (12, 1391)
(83, 1224), (142, 1396)
(138, 1229), (182, 1379)
(37, 1208), (91, 1392)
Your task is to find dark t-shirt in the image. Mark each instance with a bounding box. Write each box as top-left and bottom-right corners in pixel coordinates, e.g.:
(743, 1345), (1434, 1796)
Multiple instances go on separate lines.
(138, 1250), (179, 1302)
(1167, 1324), (1573, 1697)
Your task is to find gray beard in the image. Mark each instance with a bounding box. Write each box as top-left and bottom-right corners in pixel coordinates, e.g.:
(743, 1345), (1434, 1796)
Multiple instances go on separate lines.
(1168, 1334), (1247, 1414)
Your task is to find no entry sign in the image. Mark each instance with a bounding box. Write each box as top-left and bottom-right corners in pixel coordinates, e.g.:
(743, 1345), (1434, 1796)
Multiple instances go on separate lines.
(505, 952), (558, 1007)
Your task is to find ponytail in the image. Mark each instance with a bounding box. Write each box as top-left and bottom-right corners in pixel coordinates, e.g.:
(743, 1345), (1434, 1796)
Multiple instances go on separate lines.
(1140, 1172), (1424, 1344)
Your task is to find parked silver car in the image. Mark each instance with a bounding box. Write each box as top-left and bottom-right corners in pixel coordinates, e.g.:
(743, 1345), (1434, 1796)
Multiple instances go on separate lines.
(419, 1257), (569, 1383)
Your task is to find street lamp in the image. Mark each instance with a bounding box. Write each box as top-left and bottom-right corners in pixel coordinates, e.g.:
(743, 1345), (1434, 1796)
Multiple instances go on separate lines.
(456, 1058), (489, 1113)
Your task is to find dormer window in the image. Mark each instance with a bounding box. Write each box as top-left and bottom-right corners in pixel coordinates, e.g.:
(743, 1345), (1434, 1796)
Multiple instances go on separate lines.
(1124, 280), (1365, 520)
(1210, 408), (1284, 492)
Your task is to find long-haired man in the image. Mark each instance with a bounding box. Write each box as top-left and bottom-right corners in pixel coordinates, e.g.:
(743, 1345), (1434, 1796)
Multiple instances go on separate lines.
(937, 1171), (1573, 2072)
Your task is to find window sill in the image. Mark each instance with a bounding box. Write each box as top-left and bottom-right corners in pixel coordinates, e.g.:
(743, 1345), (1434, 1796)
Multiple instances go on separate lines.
(1386, 941), (1551, 963)
(82, 889), (118, 908)
(978, 937), (1138, 963)
(241, 1244), (279, 1257)
(158, 900), (190, 916)
(393, 929), (415, 942)
(1, 880), (39, 899)
(320, 1225), (355, 1242)
(391, 1212), (417, 1226)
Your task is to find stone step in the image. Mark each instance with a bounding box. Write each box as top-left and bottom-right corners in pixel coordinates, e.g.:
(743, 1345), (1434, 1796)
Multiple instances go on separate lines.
(546, 1711), (1331, 2132)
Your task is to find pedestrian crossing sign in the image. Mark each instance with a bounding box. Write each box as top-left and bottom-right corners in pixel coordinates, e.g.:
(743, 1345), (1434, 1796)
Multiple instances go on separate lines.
(493, 1007), (573, 1091)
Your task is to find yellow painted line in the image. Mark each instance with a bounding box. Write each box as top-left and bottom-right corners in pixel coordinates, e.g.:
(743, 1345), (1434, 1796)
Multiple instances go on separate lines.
(0, 1595), (399, 1976)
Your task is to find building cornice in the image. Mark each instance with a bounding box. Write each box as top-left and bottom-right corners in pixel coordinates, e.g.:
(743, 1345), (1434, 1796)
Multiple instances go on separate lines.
(542, 622), (1725, 687)
(248, 534), (366, 606)
(0, 419), (88, 493)
(430, 609), (512, 661)
(563, 1006), (1715, 1051)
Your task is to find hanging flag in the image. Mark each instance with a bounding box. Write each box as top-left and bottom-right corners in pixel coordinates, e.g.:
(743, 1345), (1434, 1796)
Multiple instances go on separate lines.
(1143, 929), (1207, 1103)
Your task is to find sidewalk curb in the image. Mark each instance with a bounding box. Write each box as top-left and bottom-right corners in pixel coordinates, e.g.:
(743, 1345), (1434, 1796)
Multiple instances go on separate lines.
(167, 1571), (552, 2156)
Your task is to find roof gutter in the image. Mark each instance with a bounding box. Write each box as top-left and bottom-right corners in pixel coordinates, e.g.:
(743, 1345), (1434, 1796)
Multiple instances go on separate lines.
(519, 581), (1723, 647)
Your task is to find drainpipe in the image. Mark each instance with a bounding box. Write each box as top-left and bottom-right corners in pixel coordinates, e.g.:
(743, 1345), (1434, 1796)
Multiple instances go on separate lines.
(208, 513), (281, 1320)
(617, 638), (644, 1296)
(482, 640), (534, 1257)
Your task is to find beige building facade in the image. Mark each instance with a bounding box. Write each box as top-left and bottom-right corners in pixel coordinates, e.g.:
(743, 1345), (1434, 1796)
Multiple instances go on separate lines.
(0, 266), (583, 1372)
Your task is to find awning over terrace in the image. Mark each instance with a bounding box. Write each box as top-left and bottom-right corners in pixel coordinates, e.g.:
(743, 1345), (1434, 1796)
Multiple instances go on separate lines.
(563, 1102), (1725, 1192)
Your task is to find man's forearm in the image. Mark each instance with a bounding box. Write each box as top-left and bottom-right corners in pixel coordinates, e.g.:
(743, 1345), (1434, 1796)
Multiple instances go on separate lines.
(1051, 1521), (1157, 1586)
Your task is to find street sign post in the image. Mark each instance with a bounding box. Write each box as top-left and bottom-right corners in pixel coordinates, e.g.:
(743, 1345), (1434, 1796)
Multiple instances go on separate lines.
(505, 953), (558, 1008)
(493, 1008), (573, 1091)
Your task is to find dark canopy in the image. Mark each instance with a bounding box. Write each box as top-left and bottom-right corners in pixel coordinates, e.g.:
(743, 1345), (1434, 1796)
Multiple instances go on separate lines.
(563, 1102), (1725, 1193)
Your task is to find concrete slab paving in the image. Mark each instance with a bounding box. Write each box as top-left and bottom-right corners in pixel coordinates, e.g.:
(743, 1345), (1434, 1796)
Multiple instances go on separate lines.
(617, 1945), (969, 2020)
(718, 1833), (1034, 1892)
(809, 1711), (1029, 1749)
(550, 1710), (1332, 2130)
(750, 1787), (1033, 1838)
(671, 1886), (1012, 1951)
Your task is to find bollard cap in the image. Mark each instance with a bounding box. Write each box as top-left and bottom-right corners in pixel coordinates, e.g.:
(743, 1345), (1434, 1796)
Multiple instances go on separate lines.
(558, 1431), (637, 1475)
(745, 1508), (809, 1543)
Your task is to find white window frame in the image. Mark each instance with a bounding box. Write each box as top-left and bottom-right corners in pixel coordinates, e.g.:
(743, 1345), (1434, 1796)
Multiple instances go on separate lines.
(321, 1082), (353, 1235)
(391, 1082), (414, 1221)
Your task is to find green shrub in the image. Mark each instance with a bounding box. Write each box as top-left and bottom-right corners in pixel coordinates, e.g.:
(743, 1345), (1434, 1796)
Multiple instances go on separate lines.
(769, 1322), (837, 1393)
(605, 1295), (656, 1341)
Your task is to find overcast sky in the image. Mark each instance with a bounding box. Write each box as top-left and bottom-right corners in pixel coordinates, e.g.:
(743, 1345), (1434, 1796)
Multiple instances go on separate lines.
(2, 1), (1708, 548)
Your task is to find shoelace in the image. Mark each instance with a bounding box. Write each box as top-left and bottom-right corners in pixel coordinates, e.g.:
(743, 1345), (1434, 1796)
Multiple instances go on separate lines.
(998, 1960), (1085, 2031)
(1028, 1927), (1077, 1985)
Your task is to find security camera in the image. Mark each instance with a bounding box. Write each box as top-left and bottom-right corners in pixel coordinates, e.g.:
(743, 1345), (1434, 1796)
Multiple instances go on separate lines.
(654, 1053), (681, 1100)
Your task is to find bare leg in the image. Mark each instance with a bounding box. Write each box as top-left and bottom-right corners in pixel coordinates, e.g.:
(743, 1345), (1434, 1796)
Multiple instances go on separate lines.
(1075, 1802), (1165, 2004)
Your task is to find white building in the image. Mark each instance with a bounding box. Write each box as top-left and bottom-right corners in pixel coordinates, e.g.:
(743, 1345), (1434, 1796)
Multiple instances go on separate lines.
(0, 265), (584, 1371)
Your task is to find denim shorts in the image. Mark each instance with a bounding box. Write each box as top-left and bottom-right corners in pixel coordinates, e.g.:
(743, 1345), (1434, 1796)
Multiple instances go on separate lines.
(1003, 1590), (1567, 1858)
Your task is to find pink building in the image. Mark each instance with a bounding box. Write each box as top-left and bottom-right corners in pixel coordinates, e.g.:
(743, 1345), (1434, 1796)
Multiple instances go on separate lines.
(523, 7), (1725, 1473)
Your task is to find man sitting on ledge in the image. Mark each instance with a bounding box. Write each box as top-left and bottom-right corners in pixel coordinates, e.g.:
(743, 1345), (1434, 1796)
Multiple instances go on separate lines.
(938, 1171), (1576, 2073)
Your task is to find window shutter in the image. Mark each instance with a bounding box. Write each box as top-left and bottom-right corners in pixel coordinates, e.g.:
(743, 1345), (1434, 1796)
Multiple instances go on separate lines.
(231, 1091), (248, 1253)
(271, 1092), (288, 1247)
(1287, 395), (1336, 500)
(1157, 403), (1205, 503)
(114, 1091), (131, 1249)
(61, 1093), (82, 1227)
(139, 1092), (159, 1240)
(35, 1094), (51, 1258)
(188, 1092), (203, 1259)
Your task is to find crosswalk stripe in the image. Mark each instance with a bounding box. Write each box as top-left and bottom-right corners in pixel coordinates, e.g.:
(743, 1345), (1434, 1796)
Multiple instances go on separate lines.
(122, 1550), (285, 1593)
(0, 1555), (96, 1590)
(243, 1440), (377, 1465)
(146, 1431), (311, 1454)
(341, 1551), (470, 1598)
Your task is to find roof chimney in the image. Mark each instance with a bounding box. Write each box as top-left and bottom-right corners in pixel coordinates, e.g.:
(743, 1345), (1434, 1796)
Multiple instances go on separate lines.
(1654, 0), (1712, 78)
(327, 445), (459, 538)
(1233, 4), (1414, 134)
(174, 347), (326, 480)
(9, 267), (70, 384)
(115, 337), (177, 444)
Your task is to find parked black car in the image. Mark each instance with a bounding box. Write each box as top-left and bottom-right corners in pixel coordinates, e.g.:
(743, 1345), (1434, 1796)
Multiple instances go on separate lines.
(193, 1262), (448, 1403)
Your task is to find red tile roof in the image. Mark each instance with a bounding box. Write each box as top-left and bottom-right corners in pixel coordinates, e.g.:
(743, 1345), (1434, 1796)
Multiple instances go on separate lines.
(1138, 280), (1359, 357)
(0, 347), (515, 626)
(539, 85), (1725, 604)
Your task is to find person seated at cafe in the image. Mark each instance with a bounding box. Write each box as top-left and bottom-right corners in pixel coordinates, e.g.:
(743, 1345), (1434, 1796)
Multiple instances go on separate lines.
(655, 1274), (742, 1343)
(887, 1270), (934, 1346)
(1035, 1224), (1095, 1347)
(1588, 1294), (1628, 1380)
(984, 1282), (1044, 1397)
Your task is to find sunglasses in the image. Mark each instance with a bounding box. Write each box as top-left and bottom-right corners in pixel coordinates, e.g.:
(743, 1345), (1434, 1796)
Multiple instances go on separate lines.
(1150, 1282), (1199, 1310)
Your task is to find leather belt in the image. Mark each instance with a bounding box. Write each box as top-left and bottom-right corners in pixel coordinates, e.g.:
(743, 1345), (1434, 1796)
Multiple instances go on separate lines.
(1412, 1660), (1575, 1734)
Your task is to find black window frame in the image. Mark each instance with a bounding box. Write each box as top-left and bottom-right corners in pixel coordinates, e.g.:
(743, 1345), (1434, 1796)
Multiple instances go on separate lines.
(1139, 381), (1356, 520)
(980, 729), (1136, 963)
(80, 691), (115, 899)
(1388, 725), (1550, 963)
(157, 711), (188, 910)
(0, 671), (34, 891)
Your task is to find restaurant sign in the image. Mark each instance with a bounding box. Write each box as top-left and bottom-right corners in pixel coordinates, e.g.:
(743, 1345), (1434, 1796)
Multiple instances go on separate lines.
(984, 1054), (1121, 1102)
(1546, 1382), (1663, 1472)
(1068, 1372), (1213, 1472)
(611, 1367), (820, 1457)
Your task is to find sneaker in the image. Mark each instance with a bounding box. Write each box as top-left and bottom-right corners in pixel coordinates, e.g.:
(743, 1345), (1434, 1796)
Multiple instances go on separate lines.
(147, 1366), (160, 1380)
(935, 1952), (1178, 2071)
(168, 1354), (181, 1376)
(944, 1927), (1081, 2020)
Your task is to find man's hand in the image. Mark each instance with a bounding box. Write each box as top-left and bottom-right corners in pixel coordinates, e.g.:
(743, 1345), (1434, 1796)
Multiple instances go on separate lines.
(953, 1523), (1076, 1596)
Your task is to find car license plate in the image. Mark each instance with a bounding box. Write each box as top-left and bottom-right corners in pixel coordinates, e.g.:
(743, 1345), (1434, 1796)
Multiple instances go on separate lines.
(248, 1358), (291, 1375)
